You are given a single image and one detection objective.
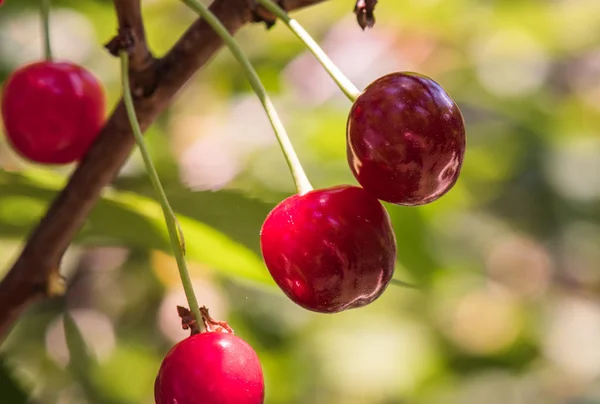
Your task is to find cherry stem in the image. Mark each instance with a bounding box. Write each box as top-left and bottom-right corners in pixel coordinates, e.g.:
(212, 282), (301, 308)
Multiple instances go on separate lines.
(180, 0), (313, 195)
(119, 51), (203, 330)
(256, 0), (361, 102)
(390, 278), (419, 289)
(41, 0), (53, 61)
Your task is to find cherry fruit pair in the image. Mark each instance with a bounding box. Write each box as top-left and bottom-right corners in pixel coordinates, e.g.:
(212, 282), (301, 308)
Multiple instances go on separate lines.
(1, 60), (105, 164)
(261, 72), (466, 313)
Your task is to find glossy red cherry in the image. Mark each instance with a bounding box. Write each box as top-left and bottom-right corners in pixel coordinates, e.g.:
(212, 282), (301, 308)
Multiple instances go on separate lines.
(260, 185), (396, 313)
(347, 72), (466, 206)
(155, 332), (265, 404)
(1, 61), (105, 164)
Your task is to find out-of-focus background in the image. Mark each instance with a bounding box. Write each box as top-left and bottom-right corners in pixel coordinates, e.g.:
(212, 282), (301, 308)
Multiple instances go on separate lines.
(1, 0), (600, 403)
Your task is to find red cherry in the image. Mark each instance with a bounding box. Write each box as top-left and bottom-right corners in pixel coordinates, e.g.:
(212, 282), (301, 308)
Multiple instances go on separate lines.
(1, 61), (105, 164)
(260, 185), (396, 313)
(347, 72), (466, 206)
(155, 332), (265, 404)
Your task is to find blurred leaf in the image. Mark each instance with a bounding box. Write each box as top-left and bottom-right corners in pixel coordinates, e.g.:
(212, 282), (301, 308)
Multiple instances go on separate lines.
(115, 175), (275, 254)
(63, 312), (131, 404)
(0, 169), (273, 286)
(0, 357), (28, 404)
(443, 337), (539, 375)
(92, 344), (159, 404)
(387, 205), (440, 286)
(63, 312), (94, 376)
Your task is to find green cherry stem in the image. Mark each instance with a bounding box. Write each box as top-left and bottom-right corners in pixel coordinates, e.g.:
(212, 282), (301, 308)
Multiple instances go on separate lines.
(256, 0), (360, 102)
(41, 0), (53, 61)
(390, 278), (419, 289)
(180, 0), (313, 195)
(119, 51), (202, 329)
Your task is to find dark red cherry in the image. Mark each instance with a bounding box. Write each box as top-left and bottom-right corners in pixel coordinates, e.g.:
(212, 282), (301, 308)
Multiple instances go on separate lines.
(347, 72), (466, 206)
(260, 185), (396, 313)
(1, 61), (105, 164)
(155, 332), (265, 404)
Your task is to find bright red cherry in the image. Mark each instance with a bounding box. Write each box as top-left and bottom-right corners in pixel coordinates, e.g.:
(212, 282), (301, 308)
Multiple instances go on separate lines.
(260, 185), (396, 313)
(1, 61), (105, 164)
(155, 332), (265, 404)
(347, 72), (466, 206)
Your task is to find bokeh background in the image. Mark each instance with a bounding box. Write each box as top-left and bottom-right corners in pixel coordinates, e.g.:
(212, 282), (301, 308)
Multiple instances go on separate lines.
(1, 0), (600, 403)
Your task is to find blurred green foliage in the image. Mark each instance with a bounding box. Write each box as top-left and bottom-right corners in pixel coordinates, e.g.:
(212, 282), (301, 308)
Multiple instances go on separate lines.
(1, 0), (600, 403)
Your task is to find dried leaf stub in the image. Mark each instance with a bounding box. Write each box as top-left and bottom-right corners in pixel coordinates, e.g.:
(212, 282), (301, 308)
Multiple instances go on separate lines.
(177, 305), (201, 335)
(200, 306), (234, 334)
(176, 305), (234, 335)
(104, 27), (136, 57)
(354, 0), (378, 30)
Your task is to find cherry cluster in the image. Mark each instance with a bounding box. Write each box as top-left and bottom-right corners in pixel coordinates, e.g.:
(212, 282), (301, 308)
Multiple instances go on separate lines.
(1, 9), (464, 404)
(154, 71), (467, 404)
(261, 72), (466, 314)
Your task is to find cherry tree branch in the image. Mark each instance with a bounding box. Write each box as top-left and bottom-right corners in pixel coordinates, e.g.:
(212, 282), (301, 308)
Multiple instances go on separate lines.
(106, 0), (158, 96)
(113, 0), (153, 70)
(0, 0), (327, 344)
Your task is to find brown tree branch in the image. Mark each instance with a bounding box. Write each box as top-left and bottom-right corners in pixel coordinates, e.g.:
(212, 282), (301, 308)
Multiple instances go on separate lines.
(113, 0), (153, 71)
(105, 0), (158, 97)
(0, 0), (328, 344)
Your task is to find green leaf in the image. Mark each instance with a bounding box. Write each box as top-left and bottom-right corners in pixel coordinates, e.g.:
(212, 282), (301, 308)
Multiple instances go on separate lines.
(115, 176), (275, 254)
(0, 169), (273, 286)
(91, 344), (159, 404)
(63, 312), (125, 404)
(0, 356), (28, 404)
(386, 204), (440, 286)
(63, 312), (95, 376)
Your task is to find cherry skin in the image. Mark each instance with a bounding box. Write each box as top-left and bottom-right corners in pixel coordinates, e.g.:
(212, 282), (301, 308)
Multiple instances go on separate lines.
(260, 185), (396, 313)
(1, 61), (105, 164)
(347, 72), (466, 206)
(155, 332), (265, 404)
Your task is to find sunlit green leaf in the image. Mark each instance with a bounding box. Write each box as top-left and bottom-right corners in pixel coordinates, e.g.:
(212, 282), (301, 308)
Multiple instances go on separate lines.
(0, 169), (273, 286)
